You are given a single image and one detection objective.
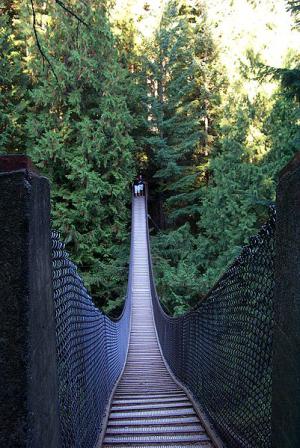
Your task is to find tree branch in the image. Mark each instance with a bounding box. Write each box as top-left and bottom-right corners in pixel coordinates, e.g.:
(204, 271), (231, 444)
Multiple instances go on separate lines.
(287, 0), (300, 25)
(54, 0), (88, 26)
(30, 0), (61, 87)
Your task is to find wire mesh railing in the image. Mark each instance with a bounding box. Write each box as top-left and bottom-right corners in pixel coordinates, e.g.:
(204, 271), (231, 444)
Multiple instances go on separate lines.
(146, 201), (276, 448)
(51, 209), (133, 448)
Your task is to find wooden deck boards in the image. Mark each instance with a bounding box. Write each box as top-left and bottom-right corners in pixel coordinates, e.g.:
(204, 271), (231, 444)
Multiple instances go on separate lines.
(102, 197), (214, 447)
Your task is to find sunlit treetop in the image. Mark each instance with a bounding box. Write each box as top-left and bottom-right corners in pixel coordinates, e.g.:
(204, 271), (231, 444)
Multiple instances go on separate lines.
(112, 0), (300, 70)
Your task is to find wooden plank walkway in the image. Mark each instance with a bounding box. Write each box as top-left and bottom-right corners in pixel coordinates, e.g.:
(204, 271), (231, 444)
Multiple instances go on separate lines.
(102, 197), (214, 447)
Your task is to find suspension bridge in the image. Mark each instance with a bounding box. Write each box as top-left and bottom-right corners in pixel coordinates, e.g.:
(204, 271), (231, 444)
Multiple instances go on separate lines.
(0, 154), (300, 448)
(100, 197), (217, 447)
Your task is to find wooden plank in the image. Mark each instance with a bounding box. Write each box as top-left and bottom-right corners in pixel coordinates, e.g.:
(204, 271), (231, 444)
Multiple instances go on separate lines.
(102, 197), (214, 447)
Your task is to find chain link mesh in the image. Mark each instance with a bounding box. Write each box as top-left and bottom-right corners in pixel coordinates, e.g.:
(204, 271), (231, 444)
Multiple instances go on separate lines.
(51, 230), (132, 448)
(148, 206), (276, 448)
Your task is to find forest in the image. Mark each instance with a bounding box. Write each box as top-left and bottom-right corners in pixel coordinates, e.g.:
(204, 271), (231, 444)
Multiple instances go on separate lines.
(1, 0), (299, 316)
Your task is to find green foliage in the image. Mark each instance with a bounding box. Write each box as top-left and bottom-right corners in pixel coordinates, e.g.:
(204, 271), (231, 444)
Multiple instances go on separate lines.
(146, 0), (225, 228)
(198, 89), (298, 284)
(149, 1), (300, 314)
(13, 0), (134, 310)
(0, 4), (29, 153)
(153, 79), (299, 314)
(151, 224), (200, 315)
(287, 0), (300, 25)
(0, 0), (140, 314)
(0, 0), (299, 319)
(111, 11), (150, 172)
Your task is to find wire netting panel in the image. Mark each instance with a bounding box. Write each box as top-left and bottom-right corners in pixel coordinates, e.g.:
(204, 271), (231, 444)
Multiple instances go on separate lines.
(149, 207), (276, 448)
(52, 231), (131, 448)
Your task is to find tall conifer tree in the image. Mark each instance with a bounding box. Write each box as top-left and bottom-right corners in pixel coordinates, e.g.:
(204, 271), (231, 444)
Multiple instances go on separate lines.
(24, 0), (135, 308)
(147, 0), (224, 228)
(0, 1), (29, 153)
(111, 7), (150, 173)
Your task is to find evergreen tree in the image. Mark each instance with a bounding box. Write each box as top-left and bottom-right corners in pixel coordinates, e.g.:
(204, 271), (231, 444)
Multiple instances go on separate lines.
(1, 0), (299, 318)
(152, 80), (299, 315)
(0, 1), (29, 153)
(24, 0), (135, 310)
(146, 0), (225, 315)
(287, 0), (300, 23)
(147, 0), (225, 228)
(111, 7), (150, 174)
(276, 2), (300, 140)
(148, 0), (300, 316)
(196, 86), (299, 290)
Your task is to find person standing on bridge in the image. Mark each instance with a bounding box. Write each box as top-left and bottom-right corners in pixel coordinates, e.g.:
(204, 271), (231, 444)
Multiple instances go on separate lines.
(133, 176), (140, 197)
(138, 174), (144, 196)
(133, 174), (145, 197)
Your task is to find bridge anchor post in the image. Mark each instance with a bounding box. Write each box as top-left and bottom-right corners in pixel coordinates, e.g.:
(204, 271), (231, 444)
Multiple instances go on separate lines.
(0, 155), (61, 447)
(273, 152), (300, 448)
